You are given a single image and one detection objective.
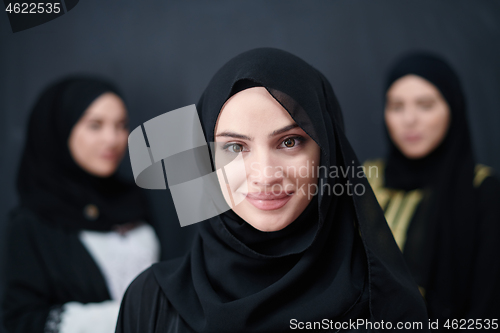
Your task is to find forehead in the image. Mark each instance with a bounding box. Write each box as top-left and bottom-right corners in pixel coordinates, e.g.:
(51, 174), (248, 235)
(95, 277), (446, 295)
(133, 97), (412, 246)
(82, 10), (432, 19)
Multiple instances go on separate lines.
(387, 74), (441, 99)
(215, 87), (296, 135)
(82, 93), (126, 119)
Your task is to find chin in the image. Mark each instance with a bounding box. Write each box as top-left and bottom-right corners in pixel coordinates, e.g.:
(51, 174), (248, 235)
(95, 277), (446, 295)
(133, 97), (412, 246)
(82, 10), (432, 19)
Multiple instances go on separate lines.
(239, 209), (294, 232)
(397, 143), (429, 160)
(88, 165), (118, 177)
(248, 219), (292, 232)
(400, 147), (431, 159)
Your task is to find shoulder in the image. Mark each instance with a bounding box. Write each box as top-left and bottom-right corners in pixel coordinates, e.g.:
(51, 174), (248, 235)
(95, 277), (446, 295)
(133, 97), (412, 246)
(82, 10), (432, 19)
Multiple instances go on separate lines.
(6, 206), (64, 236)
(5, 207), (69, 248)
(474, 164), (497, 189)
(473, 165), (500, 225)
(124, 265), (160, 298)
(362, 159), (385, 187)
(117, 265), (177, 333)
(474, 165), (500, 199)
(117, 263), (192, 332)
(117, 259), (196, 333)
(363, 158), (385, 171)
(4, 207), (44, 246)
(7, 206), (40, 228)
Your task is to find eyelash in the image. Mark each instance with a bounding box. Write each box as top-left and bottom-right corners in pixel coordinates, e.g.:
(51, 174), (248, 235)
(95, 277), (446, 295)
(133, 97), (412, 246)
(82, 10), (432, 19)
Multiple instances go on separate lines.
(419, 103), (434, 110)
(222, 135), (306, 153)
(89, 123), (101, 130)
(87, 122), (128, 130)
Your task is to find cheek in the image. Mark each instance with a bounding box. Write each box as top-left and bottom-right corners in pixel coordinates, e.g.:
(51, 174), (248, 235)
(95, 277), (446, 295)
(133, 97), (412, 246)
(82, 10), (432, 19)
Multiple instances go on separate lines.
(81, 133), (100, 158)
(215, 152), (247, 186)
(117, 131), (129, 153)
(424, 108), (450, 141)
(68, 128), (106, 176)
(69, 129), (94, 161)
(285, 149), (320, 193)
(385, 112), (401, 138)
(216, 153), (248, 208)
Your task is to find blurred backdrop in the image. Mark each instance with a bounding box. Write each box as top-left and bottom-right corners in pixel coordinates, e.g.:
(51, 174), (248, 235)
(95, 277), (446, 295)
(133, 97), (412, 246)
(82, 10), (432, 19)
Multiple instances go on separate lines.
(1, 1), (499, 331)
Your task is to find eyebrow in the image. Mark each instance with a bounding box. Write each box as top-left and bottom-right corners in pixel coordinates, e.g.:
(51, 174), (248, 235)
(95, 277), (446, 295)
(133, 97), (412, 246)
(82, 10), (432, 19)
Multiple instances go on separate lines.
(215, 123), (299, 141)
(415, 96), (437, 102)
(387, 95), (436, 104)
(215, 132), (252, 140)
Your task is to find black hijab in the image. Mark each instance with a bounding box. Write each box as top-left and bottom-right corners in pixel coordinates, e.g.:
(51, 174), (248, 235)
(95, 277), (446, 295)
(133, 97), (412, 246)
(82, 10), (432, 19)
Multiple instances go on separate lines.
(16, 76), (150, 231)
(383, 53), (479, 319)
(152, 48), (428, 332)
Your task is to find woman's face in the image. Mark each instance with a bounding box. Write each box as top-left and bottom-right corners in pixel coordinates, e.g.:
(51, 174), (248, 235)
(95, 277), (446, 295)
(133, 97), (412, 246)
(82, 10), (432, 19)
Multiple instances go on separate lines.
(68, 92), (129, 177)
(385, 74), (451, 159)
(214, 87), (320, 232)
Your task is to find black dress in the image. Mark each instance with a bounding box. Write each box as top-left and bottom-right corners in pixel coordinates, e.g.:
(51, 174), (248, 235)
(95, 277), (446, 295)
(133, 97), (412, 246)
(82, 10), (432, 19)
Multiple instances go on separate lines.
(118, 267), (373, 333)
(366, 160), (500, 321)
(3, 208), (112, 332)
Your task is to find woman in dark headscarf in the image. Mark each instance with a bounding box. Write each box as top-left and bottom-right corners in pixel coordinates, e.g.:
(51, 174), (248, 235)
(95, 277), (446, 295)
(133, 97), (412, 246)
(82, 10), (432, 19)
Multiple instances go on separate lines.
(2, 77), (160, 333)
(365, 52), (500, 325)
(116, 48), (429, 332)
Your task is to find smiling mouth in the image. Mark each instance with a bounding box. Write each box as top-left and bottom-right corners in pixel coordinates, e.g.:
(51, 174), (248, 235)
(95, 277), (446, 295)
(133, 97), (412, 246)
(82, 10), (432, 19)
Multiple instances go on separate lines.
(245, 192), (294, 211)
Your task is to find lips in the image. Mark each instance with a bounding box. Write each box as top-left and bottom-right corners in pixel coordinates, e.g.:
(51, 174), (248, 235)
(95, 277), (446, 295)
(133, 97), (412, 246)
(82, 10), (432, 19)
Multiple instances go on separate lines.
(100, 152), (120, 161)
(245, 191), (293, 211)
(403, 134), (422, 143)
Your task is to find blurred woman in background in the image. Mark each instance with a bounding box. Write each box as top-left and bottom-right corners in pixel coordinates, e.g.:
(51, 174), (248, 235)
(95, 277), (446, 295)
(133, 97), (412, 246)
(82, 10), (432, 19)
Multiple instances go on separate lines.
(365, 53), (500, 323)
(2, 77), (160, 333)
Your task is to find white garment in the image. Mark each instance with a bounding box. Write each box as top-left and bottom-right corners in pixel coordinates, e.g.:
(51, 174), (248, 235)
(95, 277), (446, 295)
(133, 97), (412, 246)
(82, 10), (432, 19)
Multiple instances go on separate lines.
(56, 224), (160, 333)
(58, 300), (121, 333)
(79, 223), (160, 301)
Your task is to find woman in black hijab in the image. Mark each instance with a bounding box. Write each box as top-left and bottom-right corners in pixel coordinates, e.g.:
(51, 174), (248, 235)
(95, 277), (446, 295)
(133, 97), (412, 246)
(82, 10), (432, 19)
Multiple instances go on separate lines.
(2, 77), (160, 333)
(365, 52), (500, 324)
(116, 48), (428, 332)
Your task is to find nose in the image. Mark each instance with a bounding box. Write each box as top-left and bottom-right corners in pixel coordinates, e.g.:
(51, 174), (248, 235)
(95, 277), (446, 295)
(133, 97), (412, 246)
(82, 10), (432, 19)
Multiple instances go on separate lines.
(401, 107), (418, 127)
(247, 149), (283, 188)
(102, 125), (122, 147)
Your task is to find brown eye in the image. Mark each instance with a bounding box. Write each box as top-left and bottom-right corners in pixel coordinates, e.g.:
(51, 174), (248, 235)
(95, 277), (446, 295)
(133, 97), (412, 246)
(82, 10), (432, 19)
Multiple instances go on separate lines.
(117, 120), (129, 130)
(230, 144), (243, 153)
(387, 103), (403, 112)
(88, 121), (101, 130)
(222, 142), (246, 153)
(419, 102), (434, 110)
(283, 138), (296, 148)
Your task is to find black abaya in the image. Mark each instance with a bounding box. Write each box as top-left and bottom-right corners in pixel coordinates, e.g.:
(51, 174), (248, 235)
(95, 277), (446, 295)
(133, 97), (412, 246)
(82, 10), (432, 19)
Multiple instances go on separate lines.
(3, 208), (112, 332)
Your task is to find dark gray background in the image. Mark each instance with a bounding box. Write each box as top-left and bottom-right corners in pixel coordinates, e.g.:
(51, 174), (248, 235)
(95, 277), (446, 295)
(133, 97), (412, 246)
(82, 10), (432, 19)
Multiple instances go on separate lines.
(0, 1), (499, 331)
